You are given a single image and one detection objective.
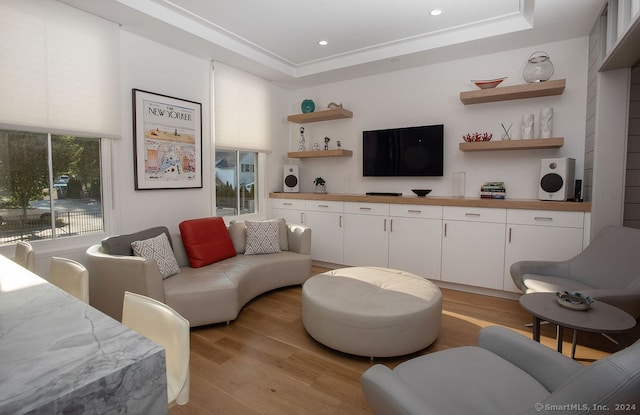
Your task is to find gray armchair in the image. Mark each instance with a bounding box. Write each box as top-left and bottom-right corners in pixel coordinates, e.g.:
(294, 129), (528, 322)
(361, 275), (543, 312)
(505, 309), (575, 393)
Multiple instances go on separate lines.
(510, 225), (640, 318)
(361, 326), (640, 415)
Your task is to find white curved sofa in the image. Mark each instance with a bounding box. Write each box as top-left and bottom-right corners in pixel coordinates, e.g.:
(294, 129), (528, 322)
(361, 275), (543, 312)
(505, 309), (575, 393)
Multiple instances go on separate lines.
(86, 223), (311, 327)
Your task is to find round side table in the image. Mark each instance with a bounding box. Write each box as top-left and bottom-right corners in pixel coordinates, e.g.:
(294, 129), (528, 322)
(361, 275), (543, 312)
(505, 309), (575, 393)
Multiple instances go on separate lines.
(519, 292), (636, 358)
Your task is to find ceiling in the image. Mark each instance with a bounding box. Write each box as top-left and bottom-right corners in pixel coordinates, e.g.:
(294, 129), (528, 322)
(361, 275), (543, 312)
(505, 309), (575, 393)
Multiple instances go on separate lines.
(58, 0), (605, 87)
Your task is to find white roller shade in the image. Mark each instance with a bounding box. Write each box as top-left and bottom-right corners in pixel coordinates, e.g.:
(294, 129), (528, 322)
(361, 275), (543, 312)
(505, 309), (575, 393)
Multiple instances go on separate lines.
(213, 61), (270, 151)
(0, 0), (121, 138)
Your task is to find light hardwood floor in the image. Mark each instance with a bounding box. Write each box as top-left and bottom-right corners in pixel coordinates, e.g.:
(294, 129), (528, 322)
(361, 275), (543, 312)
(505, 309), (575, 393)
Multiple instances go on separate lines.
(170, 266), (639, 415)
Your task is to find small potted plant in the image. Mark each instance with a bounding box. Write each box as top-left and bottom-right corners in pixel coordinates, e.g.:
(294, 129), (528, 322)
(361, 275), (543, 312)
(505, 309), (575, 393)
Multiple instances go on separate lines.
(314, 177), (326, 193)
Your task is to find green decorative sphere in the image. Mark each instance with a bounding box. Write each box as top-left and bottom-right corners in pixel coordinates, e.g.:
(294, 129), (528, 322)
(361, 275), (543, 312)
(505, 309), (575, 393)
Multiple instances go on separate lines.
(301, 99), (315, 113)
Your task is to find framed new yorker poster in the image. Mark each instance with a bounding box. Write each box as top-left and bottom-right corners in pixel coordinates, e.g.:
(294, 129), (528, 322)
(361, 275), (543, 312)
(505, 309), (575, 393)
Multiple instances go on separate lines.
(132, 89), (203, 190)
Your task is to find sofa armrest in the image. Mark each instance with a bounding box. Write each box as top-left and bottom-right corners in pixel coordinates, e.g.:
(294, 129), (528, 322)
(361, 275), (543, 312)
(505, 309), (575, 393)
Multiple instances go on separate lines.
(86, 244), (165, 322)
(478, 326), (581, 392)
(361, 364), (441, 415)
(287, 224), (311, 255)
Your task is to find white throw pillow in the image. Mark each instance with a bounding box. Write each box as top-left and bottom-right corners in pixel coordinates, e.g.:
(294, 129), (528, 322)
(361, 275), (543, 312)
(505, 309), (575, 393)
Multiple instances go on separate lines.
(131, 233), (181, 279)
(244, 220), (282, 255)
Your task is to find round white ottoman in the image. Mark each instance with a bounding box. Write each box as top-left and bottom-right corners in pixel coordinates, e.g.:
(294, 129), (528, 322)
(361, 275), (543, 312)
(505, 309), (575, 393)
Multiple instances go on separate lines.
(301, 266), (442, 358)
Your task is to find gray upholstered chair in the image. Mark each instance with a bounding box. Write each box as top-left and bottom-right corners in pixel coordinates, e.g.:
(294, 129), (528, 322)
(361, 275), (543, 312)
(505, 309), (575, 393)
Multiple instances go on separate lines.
(361, 326), (640, 415)
(510, 225), (640, 318)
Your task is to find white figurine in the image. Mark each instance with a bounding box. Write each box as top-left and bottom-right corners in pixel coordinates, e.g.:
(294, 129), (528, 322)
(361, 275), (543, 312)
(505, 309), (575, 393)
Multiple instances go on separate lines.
(298, 127), (306, 151)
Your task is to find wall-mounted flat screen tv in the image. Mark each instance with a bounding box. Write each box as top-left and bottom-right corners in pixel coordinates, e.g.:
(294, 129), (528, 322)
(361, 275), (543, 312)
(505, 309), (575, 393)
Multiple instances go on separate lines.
(363, 124), (444, 177)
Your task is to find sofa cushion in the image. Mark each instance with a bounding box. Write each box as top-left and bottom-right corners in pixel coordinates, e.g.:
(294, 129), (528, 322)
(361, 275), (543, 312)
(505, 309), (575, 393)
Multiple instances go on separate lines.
(101, 226), (172, 256)
(229, 218), (289, 254)
(245, 219), (282, 255)
(228, 220), (247, 254)
(179, 217), (236, 268)
(131, 233), (181, 279)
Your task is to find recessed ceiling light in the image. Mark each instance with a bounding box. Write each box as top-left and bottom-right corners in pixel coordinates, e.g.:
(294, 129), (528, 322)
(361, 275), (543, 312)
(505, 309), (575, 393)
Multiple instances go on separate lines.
(318, 40), (328, 46)
(430, 9), (442, 16)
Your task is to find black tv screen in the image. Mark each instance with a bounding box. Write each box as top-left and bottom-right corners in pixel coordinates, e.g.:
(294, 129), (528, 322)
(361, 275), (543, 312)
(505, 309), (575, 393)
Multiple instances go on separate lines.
(363, 124), (444, 177)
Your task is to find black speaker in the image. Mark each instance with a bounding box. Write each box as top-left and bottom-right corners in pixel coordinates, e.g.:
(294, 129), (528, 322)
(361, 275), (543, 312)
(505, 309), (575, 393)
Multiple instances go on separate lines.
(538, 158), (575, 201)
(283, 165), (299, 193)
(574, 179), (583, 202)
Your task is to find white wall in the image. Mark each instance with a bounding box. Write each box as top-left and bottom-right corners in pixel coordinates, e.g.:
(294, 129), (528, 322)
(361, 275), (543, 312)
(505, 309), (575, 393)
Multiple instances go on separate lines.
(283, 38), (589, 199)
(591, 67), (630, 235)
(267, 85), (294, 198)
(2, 30), (589, 275)
(116, 32), (214, 235)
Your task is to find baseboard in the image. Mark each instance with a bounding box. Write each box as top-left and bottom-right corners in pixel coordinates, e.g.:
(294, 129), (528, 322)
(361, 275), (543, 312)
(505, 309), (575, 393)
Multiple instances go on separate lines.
(311, 261), (522, 301)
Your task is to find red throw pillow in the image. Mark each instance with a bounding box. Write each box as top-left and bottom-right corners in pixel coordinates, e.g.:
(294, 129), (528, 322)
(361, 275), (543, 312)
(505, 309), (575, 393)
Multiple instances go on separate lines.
(179, 217), (236, 268)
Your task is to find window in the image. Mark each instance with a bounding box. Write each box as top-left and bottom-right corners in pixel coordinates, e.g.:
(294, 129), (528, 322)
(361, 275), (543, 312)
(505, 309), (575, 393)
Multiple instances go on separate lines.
(0, 129), (103, 245)
(215, 150), (258, 216)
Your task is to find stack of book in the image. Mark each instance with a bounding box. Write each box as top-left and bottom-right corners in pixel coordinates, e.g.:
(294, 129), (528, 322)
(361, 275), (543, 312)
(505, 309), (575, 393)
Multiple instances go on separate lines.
(481, 182), (506, 199)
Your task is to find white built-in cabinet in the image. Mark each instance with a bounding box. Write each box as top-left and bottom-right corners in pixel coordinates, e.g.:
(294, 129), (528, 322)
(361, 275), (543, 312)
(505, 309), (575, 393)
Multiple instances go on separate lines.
(270, 197), (587, 294)
(341, 202), (443, 278)
(503, 209), (585, 292)
(304, 200), (344, 264)
(343, 202), (390, 267)
(271, 198), (305, 225)
(387, 204), (443, 279)
(441, 207), (507, 290)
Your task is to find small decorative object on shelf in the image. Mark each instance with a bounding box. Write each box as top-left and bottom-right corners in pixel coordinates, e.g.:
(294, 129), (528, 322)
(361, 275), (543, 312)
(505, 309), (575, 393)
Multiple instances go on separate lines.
(298, 126), (306, 151)
(481, 182), (506, 199)
(323, 136), (331, 150)
(411, 189), (432, 197)
(336, 140), (341, 147)
(312, 142), (320, 151)
(314, 177), (327, 193)
(463, 132), (492, 142)
(452, 171), (466, 197)
(301, 99), (315, 113)
(327, 102), (343, 109)
(501, 123), (513, 140)
(521, 114), (534, 139)
(471, 77), (507, 89)
(540, 107), (553, 138)
(523, 51), (554, 83)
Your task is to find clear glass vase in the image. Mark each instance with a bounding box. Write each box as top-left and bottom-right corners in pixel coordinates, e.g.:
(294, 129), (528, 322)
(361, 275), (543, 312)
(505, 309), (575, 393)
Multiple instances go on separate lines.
(523, 51), (554, 83)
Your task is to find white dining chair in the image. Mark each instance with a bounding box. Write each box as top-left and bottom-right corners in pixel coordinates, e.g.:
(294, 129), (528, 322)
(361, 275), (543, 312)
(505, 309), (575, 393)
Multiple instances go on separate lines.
(48, 257), (89, 303)
(14, 241), (35, 272)
(122, 291), (190, 406)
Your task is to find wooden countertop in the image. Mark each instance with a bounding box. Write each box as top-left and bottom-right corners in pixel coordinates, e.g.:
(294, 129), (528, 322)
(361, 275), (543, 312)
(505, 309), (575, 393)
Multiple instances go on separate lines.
(270, 192), (591, 212)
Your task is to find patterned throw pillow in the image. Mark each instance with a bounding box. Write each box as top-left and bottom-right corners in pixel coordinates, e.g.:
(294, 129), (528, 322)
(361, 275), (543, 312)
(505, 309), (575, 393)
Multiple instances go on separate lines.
(131, 233), (181, 279)
(244, 220), (282, 255)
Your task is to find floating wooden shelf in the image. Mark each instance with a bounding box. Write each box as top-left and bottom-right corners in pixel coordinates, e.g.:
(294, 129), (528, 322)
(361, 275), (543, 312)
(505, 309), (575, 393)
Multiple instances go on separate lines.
(287, 149), (353, 158)
(287, 108), (353, 123)
(459, 137), (564, 152)
(460, 79), (566, 105)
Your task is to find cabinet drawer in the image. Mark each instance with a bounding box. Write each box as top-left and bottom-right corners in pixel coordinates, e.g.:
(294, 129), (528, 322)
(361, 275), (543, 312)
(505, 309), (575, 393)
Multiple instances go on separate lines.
(271, 199), (305, 210)
(507, 209), (584, 228)
(305, 200), (343, 213)
(344, 202), (389, 216)
(390, 204), (442, 219)
(443, 206), (506, 223)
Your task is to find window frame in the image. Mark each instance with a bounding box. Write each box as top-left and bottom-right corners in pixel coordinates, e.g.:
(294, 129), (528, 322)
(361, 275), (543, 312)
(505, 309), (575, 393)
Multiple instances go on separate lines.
(214, 148), (265, 221)
(0, 131), (113, 255)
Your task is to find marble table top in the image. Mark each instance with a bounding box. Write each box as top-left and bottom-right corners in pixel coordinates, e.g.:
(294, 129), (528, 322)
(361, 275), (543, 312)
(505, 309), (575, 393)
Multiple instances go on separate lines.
(0, 254), (168, 415)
